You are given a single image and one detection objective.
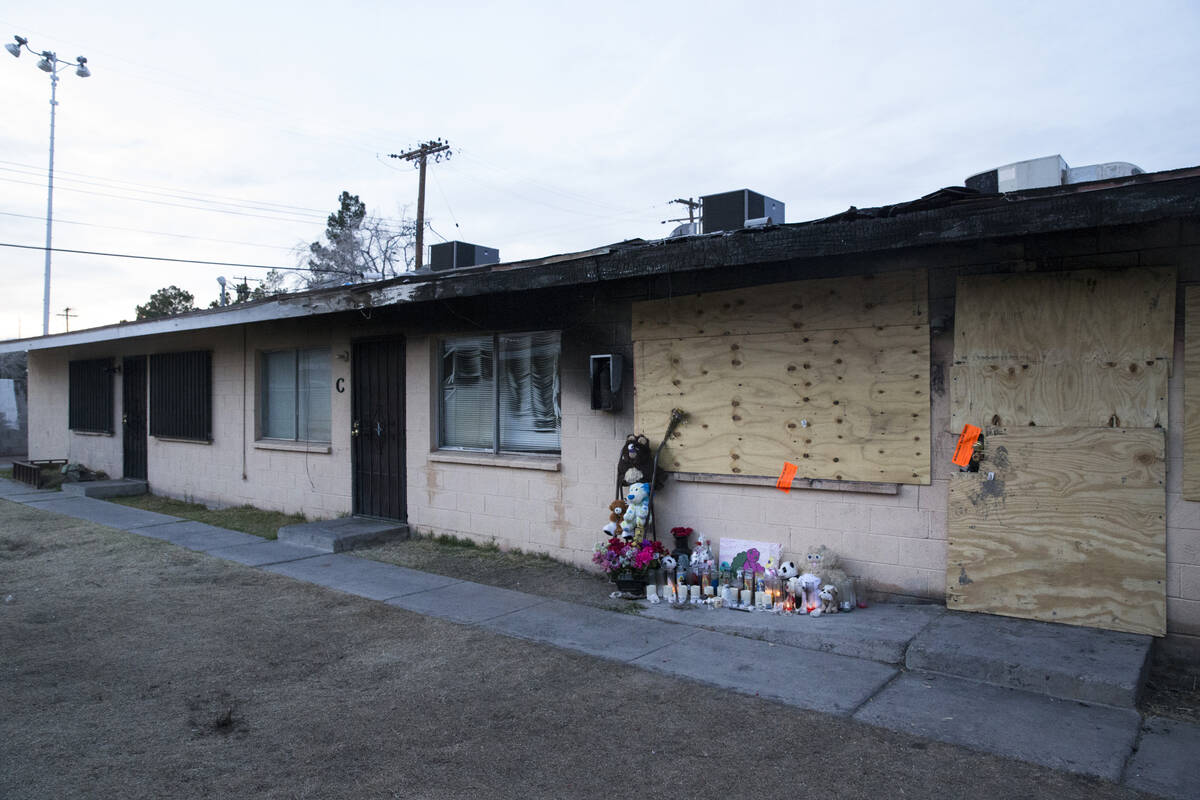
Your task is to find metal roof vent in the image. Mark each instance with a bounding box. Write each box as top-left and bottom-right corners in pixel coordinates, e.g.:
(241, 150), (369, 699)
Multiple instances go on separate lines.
(428, 240), (500, 272)
(700, 189), (785, 233)
(966, 155), (1144, 193)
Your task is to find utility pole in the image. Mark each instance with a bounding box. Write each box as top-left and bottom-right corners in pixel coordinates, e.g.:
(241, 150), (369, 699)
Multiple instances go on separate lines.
(57, 306), (76, 332)
(663, 197), (701, 226)
(388, 139), (451, 271)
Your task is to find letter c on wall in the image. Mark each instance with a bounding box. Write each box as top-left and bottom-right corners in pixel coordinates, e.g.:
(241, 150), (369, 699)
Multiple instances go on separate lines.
(336, 377), (345, 393)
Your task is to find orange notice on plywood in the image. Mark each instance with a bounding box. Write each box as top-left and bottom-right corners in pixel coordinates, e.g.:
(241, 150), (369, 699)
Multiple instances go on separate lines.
(952, 424), (982, 467)
(776, 462), (798, 492)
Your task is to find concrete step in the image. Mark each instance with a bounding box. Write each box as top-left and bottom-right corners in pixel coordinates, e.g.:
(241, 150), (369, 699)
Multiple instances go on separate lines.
(277, 517), (409, 552)
(905, 610), (1152, 708)
(59, 479), (148, 499)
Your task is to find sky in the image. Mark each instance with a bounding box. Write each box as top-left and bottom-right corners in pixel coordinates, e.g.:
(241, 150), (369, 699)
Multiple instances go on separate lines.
(0, 1), (1197, 338)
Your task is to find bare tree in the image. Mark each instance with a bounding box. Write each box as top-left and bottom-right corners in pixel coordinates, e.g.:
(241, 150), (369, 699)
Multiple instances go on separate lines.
(302, 192), (417, 288)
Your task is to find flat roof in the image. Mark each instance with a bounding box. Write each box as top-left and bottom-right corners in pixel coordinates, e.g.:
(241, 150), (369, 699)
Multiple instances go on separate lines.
(4, 165), (1199, 354)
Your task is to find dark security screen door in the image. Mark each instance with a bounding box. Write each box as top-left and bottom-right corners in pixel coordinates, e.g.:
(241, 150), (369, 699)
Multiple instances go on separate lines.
(122, 355), (147, 480)
(351, 338), (406, 521)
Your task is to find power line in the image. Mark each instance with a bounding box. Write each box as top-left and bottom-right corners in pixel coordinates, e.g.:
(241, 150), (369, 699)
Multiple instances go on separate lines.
(0, 173), (412, 235)
(0, 240), (303, 271)
(0, 209), (298, 252)
(0, 158), (331, 215)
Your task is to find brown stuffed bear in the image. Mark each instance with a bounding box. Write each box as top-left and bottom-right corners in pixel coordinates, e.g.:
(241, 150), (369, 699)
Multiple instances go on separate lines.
(603, 498), (628, 537)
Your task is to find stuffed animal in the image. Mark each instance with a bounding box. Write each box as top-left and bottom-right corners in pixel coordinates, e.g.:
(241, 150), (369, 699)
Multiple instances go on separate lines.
(661, 555), (677, 572)
(622, 482), (651, 539)
(819, 584), (839, 614)
(690, 535), (715, 574)
(806, 546), (854, 609)
(797, 572), (822, 613)
(603, 498), (628, 537)
(778, 561), (799, 581)
(616, 434), (662, 497)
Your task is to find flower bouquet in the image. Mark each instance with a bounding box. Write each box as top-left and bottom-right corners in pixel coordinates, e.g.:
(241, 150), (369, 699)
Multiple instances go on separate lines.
(593, 534), (669, 593)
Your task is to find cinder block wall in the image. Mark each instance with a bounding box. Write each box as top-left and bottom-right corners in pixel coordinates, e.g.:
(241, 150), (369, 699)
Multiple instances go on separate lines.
(401, 223), (1200, 643)
(404, 299), (635, 566)
(26, 318), (355, 518)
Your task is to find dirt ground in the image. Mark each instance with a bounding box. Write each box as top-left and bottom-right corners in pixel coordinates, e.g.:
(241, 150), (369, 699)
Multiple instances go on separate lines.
(0, 501), (1157, 799)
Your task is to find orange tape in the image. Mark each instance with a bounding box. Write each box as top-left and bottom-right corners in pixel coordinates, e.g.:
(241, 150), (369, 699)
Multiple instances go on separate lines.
(952, 424), (982, 467)
(776, 461), (798, 492)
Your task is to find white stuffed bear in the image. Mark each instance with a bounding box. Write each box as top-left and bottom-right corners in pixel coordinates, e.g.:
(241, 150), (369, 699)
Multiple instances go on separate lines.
(778, 561), (799, 580)
(622, 482), (651, 538)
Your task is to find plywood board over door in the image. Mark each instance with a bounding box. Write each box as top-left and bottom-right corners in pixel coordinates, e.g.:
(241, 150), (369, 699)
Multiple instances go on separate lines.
(1183, 286), (1200, 501)
(947, 427), (1166, 636)
(948, 266), (1173, 636)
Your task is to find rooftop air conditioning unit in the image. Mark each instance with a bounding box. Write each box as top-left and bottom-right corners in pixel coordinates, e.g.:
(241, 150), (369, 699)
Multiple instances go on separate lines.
(428, 241), (500, 272)
(966, 155), (1144, 193)
(700, 189), (785, 233)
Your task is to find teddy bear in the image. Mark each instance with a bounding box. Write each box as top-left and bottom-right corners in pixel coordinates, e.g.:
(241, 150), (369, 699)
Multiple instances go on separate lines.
(603, 498), (628, 537)
(616, 434), (654, 496)
(778, 561), (799, 581)
(622, 482), (651, 539)
(805, 545), (851, 606)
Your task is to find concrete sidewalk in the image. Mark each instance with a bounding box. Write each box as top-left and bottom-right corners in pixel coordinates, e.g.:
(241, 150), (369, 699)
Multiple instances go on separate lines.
(1, 477), (1195, 799)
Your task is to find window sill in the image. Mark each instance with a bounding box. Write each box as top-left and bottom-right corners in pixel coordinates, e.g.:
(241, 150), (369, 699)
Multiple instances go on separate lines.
(429, 450), (561, 471)
(671, 472), (899, 495)
(254, 439), (332, 454)
(153, 436), (212, 445)
(71, 430), (113, 437)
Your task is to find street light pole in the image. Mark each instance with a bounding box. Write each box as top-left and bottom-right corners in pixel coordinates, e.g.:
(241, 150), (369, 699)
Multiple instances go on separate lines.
(43, 64), (58, 336)
(5, 35), (91, 336)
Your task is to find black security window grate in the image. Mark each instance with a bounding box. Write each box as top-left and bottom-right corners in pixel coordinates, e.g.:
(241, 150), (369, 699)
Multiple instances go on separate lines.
(68, 358), (113, 433)
(149, 351), (212, 441)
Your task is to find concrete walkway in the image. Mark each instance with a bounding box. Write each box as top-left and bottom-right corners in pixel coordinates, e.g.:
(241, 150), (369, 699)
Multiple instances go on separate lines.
(1, 477), (1196, 799)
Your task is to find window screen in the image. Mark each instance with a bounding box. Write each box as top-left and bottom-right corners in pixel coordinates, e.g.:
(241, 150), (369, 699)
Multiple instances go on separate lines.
(149, 351), (212, 440)
(68, 358), (113, 433)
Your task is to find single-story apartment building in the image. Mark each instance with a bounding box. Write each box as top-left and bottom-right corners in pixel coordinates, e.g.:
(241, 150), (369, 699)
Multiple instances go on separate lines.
(4, 161), (1200, 645)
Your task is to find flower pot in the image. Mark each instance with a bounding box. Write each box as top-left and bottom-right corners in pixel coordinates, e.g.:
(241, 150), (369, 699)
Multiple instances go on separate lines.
(613, 571), (648, 594)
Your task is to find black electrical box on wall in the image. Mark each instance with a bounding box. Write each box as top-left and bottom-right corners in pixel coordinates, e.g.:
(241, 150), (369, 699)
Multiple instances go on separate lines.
(589, 354), (623, 412)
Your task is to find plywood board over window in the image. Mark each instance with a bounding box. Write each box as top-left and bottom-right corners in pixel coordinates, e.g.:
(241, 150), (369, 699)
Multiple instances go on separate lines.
(632, 269), (930, 485)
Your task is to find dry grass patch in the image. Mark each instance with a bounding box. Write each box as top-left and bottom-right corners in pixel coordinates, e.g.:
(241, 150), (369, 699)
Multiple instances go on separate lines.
(109, 494), (306, 540)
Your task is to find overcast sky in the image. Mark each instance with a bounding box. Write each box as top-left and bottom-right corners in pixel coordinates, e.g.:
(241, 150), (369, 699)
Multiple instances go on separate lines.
(1, 1), (1197, 338)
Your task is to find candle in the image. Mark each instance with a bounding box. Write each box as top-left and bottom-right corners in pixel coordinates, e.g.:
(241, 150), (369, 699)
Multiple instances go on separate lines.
(740, 589), (752, 607)
(646, 584), (658, 602)
(690, 585), (701, 603)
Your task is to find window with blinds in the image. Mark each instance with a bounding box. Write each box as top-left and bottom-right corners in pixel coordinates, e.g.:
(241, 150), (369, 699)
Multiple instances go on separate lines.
(440, 332), (560, 454)
(68, 358), (113, 433)
(260, 347), (331, 442)
(149, 350), (212, 441)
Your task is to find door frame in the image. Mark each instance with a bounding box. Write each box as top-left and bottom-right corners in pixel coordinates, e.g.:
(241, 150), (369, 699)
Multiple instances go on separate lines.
(121, 355), (147, 480)
(350, 336), (407, 521)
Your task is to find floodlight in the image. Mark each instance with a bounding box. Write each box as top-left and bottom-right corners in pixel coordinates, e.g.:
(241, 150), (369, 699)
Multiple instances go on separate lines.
(37, 56), (52, 72)
(5, 42), (19, 57)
